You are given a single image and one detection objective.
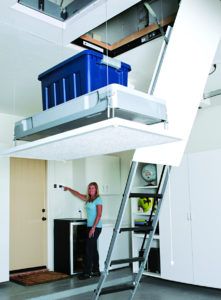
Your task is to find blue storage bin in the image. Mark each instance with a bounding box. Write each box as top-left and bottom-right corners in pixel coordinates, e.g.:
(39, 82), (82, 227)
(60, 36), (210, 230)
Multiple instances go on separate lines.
(38, 50), (131, 110)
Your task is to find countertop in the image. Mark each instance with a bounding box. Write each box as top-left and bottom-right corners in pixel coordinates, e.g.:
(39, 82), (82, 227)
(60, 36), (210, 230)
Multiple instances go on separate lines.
(54, 218), (128, 227)
(54, 218), (87, 222)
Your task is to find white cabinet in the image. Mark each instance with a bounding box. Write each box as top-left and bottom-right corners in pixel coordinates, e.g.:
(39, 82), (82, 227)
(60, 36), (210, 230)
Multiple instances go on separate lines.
(188, 149), (221, 288)
(160, 156), (194, 284)
(98, 224), (130, 271)
(73, 155), (121, 195)
(160, 151), (221, 288)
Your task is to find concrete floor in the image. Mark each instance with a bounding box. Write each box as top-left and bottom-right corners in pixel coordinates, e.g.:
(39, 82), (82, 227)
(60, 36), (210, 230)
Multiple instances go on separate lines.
(1, 268), (221, 300)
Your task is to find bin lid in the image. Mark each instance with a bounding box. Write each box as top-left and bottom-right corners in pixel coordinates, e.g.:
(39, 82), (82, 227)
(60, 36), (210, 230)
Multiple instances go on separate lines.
(38, 49), (131, 80)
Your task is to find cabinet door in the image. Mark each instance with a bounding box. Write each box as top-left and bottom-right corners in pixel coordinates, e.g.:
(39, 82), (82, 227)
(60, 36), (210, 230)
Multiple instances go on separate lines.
(98, 226), (129, 271)
(85, 156), (121, 195)
(188, 150), (221, 288)
(160, 155), (194, 284)
(98, 227), (112, 271)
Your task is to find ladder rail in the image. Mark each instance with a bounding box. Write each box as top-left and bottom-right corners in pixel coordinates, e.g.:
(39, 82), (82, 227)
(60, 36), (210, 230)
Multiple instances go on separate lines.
(148, 26), (172, 95)
(92, 161), (138, 300)
(129, 166), (171, 300)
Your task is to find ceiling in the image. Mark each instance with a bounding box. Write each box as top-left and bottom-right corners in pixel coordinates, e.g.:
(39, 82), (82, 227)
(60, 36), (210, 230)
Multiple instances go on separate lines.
(0, 0), (220, 119)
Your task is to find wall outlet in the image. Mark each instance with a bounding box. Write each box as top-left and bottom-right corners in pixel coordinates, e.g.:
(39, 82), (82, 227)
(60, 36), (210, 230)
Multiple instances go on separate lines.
(54, 184), (64, 189)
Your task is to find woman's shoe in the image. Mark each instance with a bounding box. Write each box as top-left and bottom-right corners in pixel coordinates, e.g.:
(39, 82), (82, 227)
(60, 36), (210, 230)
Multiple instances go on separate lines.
(91, 271), (101, 277)
(78, 273), (91, 280)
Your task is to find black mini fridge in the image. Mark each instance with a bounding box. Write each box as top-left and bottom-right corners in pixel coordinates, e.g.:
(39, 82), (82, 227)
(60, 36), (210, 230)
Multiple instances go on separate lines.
(54, 218), (87, 275)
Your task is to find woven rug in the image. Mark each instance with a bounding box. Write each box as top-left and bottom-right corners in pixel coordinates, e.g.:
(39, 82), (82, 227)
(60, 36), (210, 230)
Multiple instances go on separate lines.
(10, 269), (70, 286)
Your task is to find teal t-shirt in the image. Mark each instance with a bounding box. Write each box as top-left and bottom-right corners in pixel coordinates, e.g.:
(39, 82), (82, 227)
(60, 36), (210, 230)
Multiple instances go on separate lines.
(85, 196), (102, 228)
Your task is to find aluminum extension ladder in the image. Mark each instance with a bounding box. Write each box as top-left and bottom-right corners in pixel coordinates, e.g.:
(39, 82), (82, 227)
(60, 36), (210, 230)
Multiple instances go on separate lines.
(92, 22), (172, 300)
(92, 162), (171, 300)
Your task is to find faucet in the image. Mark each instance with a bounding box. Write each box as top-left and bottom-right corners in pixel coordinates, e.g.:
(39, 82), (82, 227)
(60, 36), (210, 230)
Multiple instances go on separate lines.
(78, 209), (82, 219)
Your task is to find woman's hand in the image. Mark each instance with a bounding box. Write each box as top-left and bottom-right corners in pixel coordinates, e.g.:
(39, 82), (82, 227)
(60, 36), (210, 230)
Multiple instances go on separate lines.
(63, 186), (69, 191)
(89, 227), (95, 238)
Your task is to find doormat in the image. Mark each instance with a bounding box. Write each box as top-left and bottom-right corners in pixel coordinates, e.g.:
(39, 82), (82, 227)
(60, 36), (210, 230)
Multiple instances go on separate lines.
(10, 269), (70, 286)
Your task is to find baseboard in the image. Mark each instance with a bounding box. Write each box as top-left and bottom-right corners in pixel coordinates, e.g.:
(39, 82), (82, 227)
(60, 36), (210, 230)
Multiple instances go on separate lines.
(10, 266), (47, 275)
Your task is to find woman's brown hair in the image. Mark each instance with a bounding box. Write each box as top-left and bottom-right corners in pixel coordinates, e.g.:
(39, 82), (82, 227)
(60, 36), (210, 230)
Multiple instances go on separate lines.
(87, 182), (99, 201)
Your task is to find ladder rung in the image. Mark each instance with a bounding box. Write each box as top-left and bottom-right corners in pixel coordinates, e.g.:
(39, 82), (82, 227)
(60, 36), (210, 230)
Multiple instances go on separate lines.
(100, 283), (135, 295)
(120, 226), (153, 233)
(110, 256), (144, 266)
(129, 193), (163, 198)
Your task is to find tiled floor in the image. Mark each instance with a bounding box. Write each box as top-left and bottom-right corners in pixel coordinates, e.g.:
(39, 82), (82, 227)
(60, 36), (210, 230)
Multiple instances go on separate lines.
(1, 268), (221, 300)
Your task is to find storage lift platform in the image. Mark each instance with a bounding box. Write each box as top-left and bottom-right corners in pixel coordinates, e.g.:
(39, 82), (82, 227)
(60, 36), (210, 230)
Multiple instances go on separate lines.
(3, 83), (181, 161)
(14, 84), (167, 142)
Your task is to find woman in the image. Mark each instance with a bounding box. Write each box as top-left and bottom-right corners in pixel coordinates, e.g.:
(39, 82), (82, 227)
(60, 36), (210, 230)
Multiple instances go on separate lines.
(64, 182), (102, 280)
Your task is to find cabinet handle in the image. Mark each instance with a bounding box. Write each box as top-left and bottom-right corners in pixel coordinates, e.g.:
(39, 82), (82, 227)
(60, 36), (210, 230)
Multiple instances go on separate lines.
(187, 213), (192, 221)
(42, 217), (47, 221)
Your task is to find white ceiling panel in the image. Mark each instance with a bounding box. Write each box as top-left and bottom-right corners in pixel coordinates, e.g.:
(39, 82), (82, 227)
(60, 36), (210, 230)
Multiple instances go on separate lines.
(1, 118), (179, 161)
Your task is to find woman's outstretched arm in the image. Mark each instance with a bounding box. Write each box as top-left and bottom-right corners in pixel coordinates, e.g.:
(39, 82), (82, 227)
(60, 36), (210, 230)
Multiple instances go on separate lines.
(63, 186), (87, 201)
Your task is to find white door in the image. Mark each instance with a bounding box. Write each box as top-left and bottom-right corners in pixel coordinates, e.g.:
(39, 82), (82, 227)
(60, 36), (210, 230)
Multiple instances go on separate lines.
(188, 149), (221, 288)
(160, 155), (194, 284)
(10, 158), (47, 270)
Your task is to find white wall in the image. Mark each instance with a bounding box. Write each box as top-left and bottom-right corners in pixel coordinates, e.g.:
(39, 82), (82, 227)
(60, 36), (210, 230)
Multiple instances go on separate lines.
(0, 154), (10, 282)
(186, 105), (221, 153)
(0, 113), (21, 282)
(47, 160), (84, 270)
(46, 153), (134, 270)
(116, 150), (134, 223)
(72, 157), (122, 222)
(0, 113), (21, 145)
(98, 151), (134, 224)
